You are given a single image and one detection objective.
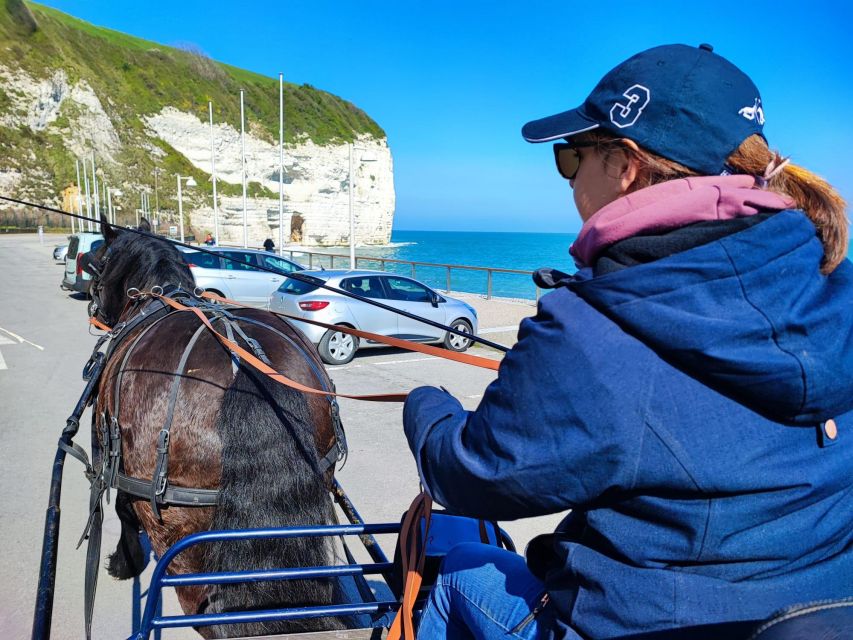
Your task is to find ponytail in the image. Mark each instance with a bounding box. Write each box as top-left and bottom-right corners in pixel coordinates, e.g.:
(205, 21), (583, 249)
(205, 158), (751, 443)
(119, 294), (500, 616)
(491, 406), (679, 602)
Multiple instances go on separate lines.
(727, 136), (848, 273)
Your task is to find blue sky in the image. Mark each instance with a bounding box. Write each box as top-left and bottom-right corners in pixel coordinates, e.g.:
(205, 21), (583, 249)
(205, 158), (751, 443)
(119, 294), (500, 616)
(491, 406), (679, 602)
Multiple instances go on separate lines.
(38, 1), (853, 233)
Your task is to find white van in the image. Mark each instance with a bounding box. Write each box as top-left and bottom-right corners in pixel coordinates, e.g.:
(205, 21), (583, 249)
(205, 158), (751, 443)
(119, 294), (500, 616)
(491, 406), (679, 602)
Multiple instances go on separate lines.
(61, 232), (104, 296)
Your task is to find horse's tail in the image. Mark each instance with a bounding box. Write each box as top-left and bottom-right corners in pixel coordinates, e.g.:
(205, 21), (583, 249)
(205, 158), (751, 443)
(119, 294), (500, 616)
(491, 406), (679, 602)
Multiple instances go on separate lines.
(203, 365), (346, 637)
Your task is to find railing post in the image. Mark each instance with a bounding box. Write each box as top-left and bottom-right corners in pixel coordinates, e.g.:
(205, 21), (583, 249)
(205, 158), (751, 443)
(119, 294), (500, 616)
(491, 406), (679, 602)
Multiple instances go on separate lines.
(380, 259), (385, 271)
(309, 253), (313, 269)
(411, 263), (416, 278)
(330, 255), (334, 269)
(487, 270), (492, 299)
(354, 256), (358, 268)
(446, 267), (451, 293)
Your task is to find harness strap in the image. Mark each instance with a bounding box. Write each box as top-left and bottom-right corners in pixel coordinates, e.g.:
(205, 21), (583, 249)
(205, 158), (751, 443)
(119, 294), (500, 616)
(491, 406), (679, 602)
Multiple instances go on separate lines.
(150, 322), (208, 520)
(57, 439), (95, 481)
(155, 294), (410, 402)
(232, 314), (331, 387)
(83, 490), (103, 640)
(230, 320), (273, 365)
(114, 474), (219, 507)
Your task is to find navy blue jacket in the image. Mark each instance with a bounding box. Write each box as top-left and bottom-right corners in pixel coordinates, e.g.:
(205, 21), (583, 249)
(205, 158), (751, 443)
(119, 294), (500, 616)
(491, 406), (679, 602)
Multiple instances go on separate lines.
(404, 211), (853, 638)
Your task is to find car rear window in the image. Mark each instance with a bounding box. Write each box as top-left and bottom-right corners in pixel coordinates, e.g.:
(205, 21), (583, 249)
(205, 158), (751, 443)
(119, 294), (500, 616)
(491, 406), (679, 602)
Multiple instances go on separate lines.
(68, 237), (79, 257)
(183, 250), (220, 269)
(278, 275), (325, 295)
(220, 251), (258, 271)
(260, 255), (300, 274)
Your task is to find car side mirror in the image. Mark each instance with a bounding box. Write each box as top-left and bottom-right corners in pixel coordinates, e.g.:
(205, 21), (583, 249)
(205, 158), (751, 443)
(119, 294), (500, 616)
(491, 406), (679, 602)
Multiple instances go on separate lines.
(430, 292), (440, 308)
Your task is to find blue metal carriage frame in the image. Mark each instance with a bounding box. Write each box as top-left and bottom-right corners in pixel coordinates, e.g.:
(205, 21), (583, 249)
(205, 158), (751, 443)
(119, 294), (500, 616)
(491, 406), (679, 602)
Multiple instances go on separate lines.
(132, 479), (515, 639)
(132, 479), (397, 639)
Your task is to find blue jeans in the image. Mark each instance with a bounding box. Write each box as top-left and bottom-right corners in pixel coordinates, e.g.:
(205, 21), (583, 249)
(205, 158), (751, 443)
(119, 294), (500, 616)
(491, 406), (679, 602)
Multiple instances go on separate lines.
(416, 542), (558, 640)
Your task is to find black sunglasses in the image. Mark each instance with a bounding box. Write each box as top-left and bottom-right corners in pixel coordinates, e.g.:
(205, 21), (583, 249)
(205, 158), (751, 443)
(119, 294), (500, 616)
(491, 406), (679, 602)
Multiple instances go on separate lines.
(553, 141), (598, 180)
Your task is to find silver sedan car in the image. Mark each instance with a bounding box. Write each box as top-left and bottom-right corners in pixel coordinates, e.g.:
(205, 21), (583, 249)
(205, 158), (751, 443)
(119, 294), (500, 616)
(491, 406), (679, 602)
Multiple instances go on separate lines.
(268, 269), (478, 364)
(180, 247), (305, 307)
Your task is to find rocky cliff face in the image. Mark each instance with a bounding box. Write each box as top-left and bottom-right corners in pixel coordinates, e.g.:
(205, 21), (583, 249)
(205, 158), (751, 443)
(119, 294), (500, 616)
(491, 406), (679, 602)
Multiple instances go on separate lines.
(145, 108), (394, 246)
(0, 2), (395, 245)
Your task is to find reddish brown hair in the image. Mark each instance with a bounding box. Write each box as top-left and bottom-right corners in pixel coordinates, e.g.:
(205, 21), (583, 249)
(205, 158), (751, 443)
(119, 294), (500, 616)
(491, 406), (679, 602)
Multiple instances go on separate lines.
(585, 132), (849, 273)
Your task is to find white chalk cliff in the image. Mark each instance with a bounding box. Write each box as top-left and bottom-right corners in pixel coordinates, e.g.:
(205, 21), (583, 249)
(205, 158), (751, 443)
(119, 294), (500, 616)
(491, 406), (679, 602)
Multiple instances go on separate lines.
(144, 108), (395, 246)
(0, 64), (395, 246)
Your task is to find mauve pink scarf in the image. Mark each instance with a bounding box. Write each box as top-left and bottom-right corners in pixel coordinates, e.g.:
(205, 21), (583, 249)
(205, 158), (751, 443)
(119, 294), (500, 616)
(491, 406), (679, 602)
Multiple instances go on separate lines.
(570, 175), (795, 268)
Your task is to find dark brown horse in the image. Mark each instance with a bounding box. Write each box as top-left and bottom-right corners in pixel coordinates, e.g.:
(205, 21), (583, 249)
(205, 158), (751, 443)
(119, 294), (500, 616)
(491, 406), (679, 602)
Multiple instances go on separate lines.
(88, 217), (346, 637)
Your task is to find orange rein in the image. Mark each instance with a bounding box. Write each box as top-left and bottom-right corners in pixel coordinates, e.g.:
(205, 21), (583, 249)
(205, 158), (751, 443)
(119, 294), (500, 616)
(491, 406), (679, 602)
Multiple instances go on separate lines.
(200, 291), (500, 371)
(90, 290), (502, 403)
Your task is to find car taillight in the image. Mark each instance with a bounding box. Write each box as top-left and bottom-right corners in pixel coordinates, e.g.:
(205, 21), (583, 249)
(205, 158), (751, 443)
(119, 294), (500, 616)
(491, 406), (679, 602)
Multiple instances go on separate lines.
(298, 300), (330, 311)
(76, 253), (83, 276)
(187, 263), (196, 268)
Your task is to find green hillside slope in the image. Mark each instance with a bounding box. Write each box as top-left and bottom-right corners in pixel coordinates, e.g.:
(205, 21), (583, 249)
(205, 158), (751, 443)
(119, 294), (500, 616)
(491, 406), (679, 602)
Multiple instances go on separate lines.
(0, 0), (384, 225)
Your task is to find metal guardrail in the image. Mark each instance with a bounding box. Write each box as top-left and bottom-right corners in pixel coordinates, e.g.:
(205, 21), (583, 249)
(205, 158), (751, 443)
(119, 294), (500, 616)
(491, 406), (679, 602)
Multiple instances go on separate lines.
(282, 249), (540, 301)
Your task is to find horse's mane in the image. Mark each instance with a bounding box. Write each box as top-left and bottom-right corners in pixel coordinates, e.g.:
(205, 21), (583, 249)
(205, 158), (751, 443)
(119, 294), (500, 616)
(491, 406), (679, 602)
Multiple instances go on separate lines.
(102, 232), (195, 294)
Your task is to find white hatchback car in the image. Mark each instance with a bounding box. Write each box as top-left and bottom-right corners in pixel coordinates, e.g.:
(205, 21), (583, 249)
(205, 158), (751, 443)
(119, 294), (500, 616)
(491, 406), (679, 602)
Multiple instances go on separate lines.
(268, 269), (479, 364)
(180, 247), (306, 307)
(61, 232), (104, 296)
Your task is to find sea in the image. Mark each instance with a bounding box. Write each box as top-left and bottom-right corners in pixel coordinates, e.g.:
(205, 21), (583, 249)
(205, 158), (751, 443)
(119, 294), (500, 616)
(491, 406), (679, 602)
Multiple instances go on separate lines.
(296, 230), (580, 301)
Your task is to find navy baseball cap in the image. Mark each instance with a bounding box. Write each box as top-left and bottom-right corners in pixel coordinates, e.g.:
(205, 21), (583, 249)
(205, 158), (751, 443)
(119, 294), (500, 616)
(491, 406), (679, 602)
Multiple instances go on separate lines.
(521, 44), (766, 175)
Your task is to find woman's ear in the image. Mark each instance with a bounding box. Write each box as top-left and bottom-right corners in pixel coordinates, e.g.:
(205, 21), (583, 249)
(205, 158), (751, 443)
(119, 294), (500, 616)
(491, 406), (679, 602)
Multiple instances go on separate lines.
(618, 139), (640, 194)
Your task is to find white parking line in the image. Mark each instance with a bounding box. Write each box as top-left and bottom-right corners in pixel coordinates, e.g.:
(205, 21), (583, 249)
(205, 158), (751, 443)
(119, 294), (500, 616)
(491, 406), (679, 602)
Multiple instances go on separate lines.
(0, 326), (44, 350)
(373, 357), (437, 366)
(0, 347), (6, 370)
(478, 325), (519, 335)
(328, 356), (438, 371)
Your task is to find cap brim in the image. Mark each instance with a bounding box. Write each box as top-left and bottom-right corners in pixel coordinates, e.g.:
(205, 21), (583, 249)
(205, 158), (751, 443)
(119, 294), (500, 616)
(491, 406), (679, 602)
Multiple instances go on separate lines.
(521, 106), (600, 143)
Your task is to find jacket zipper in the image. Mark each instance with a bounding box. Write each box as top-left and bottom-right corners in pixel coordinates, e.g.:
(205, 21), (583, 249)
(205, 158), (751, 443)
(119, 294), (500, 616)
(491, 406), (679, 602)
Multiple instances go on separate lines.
(509, 592), (550, 634)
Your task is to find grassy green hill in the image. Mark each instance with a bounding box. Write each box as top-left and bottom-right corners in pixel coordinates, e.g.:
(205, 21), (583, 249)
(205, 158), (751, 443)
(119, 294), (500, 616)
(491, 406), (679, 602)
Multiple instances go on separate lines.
(0, 0), (385, 227)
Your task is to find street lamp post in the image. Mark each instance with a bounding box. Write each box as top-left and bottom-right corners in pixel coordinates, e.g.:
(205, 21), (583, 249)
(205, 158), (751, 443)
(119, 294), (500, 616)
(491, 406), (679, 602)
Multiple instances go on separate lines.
(153, 168), (161, 229)
(347, 144), (377, 268)
(176, 175), (198, 243)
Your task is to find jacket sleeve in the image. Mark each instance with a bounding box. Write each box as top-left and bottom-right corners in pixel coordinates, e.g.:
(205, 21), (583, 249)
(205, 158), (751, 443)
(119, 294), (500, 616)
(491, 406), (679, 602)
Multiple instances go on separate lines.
(403, 289), (649, 521)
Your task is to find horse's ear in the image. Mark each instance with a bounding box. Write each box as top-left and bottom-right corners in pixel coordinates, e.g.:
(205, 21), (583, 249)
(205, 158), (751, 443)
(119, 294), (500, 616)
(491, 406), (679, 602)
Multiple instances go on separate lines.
(138, 217), (151, 233)
(100, 213), (118, 244)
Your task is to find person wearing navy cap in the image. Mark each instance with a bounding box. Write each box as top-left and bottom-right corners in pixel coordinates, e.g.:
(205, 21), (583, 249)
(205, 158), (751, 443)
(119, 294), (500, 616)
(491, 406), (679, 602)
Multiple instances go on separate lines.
(404, 44), (852, 639)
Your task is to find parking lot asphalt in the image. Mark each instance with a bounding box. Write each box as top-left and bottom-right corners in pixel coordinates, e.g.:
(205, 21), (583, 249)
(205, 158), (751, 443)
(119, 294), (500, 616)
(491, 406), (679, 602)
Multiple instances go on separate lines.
(0, 233), (560, 639)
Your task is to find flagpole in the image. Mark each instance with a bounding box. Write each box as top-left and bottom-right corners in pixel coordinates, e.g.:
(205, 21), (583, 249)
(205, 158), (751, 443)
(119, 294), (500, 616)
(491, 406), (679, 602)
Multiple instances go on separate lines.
(278, 73), (284, 254)
(240, 89), (248, 248)
(209, 101), (219, 245)
(74, 159), (82, 235)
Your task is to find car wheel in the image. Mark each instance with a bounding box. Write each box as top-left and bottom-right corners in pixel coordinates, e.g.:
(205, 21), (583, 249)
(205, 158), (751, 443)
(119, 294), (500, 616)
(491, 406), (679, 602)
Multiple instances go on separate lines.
(318, 328), (358, 365)
(444, 318), (473, 352)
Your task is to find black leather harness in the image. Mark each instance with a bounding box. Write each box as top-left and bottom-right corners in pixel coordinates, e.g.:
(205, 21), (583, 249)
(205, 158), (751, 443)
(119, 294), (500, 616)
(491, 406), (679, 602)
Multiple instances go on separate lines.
(66, 286), (347, 639)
